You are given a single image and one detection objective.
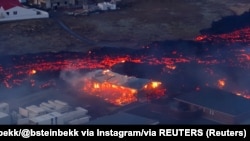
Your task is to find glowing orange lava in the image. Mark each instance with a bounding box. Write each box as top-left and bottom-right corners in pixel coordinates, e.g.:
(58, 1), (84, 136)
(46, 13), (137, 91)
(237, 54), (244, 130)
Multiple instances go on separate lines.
(83, 81), (138, 106)
(195, 35), (207, 41)
(195, 27), (250, 45)
(151, 81), (161, 89)
(0, 55), (190, 89)
(143, 82), (166, 99)
(233, 90), (250, 99)
(217, 79), (226, 89)
(29, 69), (36, 75)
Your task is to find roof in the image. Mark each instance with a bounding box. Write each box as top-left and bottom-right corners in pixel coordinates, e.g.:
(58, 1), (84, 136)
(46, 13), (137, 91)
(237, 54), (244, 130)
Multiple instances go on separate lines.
(26, 105), (45, 114)
(0, 112), (8, 118)
(84, 69), (151, 90)
(29, 112), (62, 123)
(0, 0), (22, 10)
(174, 87), (250, 116)
(0, 102), (8, 108)
(86, 112), (159, 125)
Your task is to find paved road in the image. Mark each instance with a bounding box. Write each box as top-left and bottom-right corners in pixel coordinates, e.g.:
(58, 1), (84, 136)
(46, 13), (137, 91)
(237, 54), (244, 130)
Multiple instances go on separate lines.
(55, 19), (96, 45)
(50, 10), (96, 46)
(49, 10), (141, 49)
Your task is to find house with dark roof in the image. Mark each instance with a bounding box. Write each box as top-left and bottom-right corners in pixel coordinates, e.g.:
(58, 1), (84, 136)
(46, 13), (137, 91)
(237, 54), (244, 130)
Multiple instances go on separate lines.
(174, 87), (250, 124)
(0, 0), (48, 22)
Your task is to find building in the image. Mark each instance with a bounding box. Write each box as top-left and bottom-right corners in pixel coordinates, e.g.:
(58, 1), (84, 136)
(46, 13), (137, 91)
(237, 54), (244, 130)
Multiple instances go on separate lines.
(87, 112), (159, 125)
(68, 115), (90, 124)
(17, 99), (90, 125)
(81, 69), (165, 106)
(18, 99), (70, 118)
(0, 102), (9, 114)
(46, 100), (70, 113)
(29, 112), (63, 125)
(0, 112), (11, 124)
(60, 106), (89, 124)
(0, 0), (49, 22)
(0, 102), (11, 124)
(25, 105), (47, 117)
(28, 0), (86, 9)
(174, 87), (250, 124)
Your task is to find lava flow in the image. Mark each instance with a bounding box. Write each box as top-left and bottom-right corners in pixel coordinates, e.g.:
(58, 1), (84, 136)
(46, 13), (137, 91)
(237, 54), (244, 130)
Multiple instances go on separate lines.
(195, 27), (250, 45)
(0, 54), (191, 88)
(1, 25), (250, 105)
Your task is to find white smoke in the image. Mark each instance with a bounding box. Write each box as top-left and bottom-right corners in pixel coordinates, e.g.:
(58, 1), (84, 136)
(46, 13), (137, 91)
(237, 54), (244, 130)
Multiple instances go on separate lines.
(59, 70), (86, 88)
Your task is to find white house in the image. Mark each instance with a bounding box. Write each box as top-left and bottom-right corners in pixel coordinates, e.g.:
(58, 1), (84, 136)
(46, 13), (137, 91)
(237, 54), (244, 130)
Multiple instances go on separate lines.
(0, 0), (49, 22)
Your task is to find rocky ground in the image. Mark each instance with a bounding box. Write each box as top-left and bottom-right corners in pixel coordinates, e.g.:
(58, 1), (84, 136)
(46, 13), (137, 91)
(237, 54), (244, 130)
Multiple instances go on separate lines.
(0, 0), (250, 55)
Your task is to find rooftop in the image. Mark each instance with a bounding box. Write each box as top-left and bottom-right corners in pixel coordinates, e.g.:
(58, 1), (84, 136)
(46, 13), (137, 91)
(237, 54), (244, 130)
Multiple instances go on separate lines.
(84, 69), (152, 90)
(87, 112), (159, 125)
(29, 112), (62, 123)
(0, 102), (8, 107)
(0, 0), (22, 10)
(0, 112), (8, 118)
(174, 87), (250, 116)
(26, 105), (46, 114)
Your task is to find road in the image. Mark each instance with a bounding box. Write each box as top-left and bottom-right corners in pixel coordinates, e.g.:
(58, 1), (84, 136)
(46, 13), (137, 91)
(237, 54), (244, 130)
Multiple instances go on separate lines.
(49, 10), (140, 49)
(50, 10), (96, 46)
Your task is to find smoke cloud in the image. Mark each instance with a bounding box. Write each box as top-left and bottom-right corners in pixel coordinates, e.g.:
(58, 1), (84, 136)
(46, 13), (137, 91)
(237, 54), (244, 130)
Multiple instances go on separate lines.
(59, 70), (86, 88)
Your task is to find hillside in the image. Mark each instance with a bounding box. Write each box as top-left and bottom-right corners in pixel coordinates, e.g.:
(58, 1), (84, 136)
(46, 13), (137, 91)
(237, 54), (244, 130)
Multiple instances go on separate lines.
(0, 0), (250, 55)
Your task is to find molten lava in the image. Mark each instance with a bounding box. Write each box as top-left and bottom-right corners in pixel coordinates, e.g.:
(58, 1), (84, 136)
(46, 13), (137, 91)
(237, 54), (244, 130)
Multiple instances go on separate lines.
(217, 79), (226, 89)
(83, 81), (138, 106)
(234, 91), (250, 99)
(142, 81), (166, 99)
(30, 69), (37, 75)
(195, 27), (250, 45)
(195, 35), (207, 41)
(0, 55), (191, 89)
(1, 26), (250, 104)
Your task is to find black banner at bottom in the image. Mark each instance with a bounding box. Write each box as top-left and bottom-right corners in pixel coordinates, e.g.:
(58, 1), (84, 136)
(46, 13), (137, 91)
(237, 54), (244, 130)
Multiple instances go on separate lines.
(0, 125), (248, 139)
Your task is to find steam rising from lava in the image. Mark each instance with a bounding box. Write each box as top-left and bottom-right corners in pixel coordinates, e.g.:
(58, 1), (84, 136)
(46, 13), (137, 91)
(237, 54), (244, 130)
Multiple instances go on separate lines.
(59, 70), (84, 88)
